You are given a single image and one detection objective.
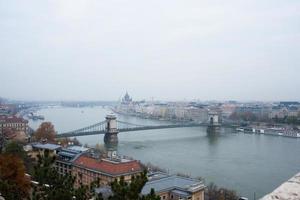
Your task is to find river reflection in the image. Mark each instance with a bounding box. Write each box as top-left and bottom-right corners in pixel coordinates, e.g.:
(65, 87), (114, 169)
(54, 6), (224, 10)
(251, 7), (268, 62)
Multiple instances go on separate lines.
(206, 132), (219, 145)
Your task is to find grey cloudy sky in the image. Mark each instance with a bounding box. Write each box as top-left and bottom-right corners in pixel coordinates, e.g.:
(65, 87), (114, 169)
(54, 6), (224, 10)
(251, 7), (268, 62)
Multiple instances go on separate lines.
(0, 0), (299, 101)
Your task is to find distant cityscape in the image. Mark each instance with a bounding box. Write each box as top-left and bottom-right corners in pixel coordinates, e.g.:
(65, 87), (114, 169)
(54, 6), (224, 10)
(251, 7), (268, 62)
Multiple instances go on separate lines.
(113, 93), (300, 138)
(115, 92), (300, 124)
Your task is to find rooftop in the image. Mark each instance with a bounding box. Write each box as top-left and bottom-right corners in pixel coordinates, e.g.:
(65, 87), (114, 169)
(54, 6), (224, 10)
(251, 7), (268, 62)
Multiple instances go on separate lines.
(148, 171), (169, 181)
(0, 115), (28, 123)
(141, 175), (205, 195)
(67, 145), (89, 153)
(31, 143), (61, 151)
(58, 150), (78, 158)
(73, 154), (143, 176)
(57, 148), (83, 163)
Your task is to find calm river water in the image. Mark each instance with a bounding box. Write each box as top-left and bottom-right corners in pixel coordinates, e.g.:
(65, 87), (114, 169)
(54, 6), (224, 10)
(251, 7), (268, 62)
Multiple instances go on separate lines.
(29, 106), (300, 199)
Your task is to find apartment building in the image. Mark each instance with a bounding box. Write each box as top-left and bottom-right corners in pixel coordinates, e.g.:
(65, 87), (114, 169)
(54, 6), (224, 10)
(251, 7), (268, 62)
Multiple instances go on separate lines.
(71, 154), (144, 187)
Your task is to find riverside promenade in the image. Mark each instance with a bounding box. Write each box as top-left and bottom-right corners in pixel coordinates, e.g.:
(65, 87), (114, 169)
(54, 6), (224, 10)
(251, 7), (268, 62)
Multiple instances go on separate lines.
(261, 172), (300, 200)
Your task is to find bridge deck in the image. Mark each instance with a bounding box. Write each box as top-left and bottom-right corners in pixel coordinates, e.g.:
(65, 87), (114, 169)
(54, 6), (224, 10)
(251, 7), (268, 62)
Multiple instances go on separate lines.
(56, 124), (207, 138)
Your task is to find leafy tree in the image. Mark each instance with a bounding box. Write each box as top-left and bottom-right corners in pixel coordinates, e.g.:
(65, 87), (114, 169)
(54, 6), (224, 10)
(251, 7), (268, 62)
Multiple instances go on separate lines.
(0, 154), (30, 200)
(108, 170), (160, 200)
(140, 188), (160, 200)
(206, 182), (238, 200)
(33, 122), (56, 142)
(32, 150), (100, 200)
(4, 141), (26, 160)
(0, 132), (5, 153)
(32, 149), (75, 200)
(96, 193), (105, 200)
(33, 150), (56, 183)
(3, 141), (34, 173)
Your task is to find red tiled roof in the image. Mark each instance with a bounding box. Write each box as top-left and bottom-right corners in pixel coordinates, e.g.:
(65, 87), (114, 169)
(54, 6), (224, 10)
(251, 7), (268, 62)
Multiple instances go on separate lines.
(0, 115), (28, 123)
(73, 155), (143, 176)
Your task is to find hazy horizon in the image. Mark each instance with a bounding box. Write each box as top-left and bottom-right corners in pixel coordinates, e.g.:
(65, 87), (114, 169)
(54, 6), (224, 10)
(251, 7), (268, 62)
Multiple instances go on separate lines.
(1, 0), (299, 101)
(2, 95), (299, 103)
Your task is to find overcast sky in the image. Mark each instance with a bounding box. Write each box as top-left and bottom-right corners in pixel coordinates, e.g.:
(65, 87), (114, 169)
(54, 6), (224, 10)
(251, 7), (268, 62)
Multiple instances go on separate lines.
(0, 0), (299, 101)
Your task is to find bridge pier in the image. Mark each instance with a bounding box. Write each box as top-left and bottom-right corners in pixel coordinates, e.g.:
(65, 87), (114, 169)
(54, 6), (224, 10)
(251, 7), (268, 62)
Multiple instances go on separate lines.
(104, 114), (119, 145)
(207, 111), (221, 134)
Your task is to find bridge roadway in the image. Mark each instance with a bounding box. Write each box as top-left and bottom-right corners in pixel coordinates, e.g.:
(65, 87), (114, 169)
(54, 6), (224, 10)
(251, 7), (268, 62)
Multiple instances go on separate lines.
(56, 123), (207, 138)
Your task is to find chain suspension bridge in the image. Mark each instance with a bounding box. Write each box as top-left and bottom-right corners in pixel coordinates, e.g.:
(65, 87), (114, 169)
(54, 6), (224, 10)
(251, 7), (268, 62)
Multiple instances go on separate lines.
(56, 114), (207, 140)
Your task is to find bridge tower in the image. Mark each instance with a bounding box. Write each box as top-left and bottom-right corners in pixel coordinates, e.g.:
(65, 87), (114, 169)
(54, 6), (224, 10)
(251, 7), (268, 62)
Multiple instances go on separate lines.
(104, 114), (119, 145)
(207, 111), (221, 133)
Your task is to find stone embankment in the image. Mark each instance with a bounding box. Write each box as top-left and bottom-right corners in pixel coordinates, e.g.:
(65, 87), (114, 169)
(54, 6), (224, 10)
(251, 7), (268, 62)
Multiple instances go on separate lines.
(261, 172), (300, 200)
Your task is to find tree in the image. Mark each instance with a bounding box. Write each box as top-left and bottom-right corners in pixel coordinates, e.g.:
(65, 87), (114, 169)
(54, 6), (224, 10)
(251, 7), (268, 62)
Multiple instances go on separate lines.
(206, 182), (238, 200)
(32, 149), (75, 200)
(140, 189), (160, 200)
(32, 149), (56, 184)
(32, 149), (98, 200)
(108, 170), (160, 200)
(4, 141), (26, 160)
(33, 122), (56, 142)
(3, 141), (34, 173)
(0, 154), (31, 200)
(0, 132), (4, 153)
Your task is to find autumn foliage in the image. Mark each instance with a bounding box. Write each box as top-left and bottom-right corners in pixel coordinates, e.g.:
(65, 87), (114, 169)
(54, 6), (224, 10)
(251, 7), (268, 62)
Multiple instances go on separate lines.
(33, 122), (56, 142)
(0, 154), (31, 200)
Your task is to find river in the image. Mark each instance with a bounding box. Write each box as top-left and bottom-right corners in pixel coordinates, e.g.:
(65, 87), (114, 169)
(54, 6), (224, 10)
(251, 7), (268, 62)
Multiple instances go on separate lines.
(28, 106), (300, 199)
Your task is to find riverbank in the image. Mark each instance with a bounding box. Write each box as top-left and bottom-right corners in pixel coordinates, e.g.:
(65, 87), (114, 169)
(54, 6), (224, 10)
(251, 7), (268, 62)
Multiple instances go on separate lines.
(236, 126), (300, 138)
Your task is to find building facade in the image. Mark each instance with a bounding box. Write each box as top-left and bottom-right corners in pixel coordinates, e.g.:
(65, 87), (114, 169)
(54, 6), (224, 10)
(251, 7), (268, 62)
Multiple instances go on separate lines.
(0, 115), (28, 135)
(27, 142), (62, 160)
(72, 154), (143, 187)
